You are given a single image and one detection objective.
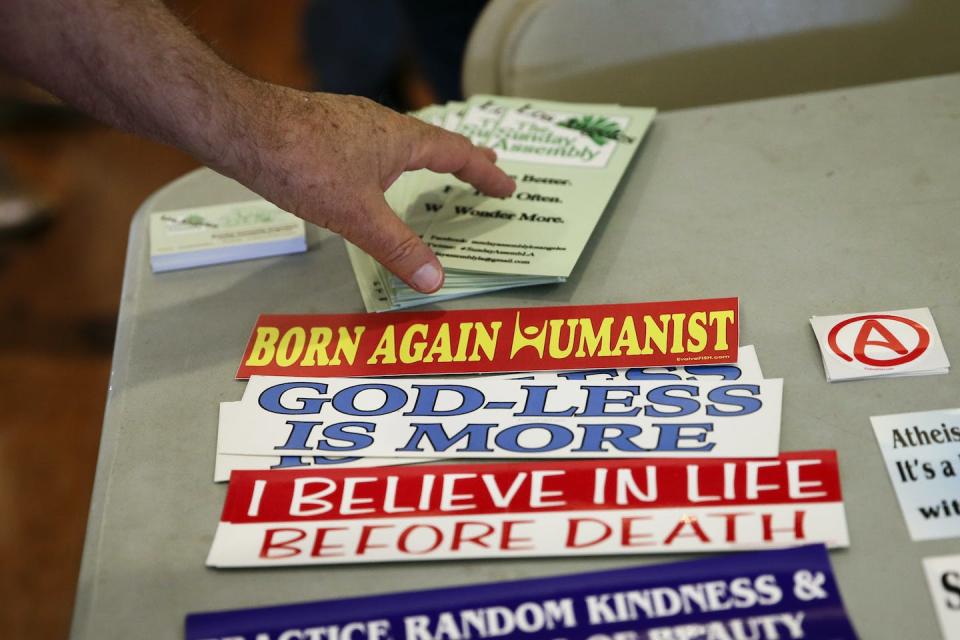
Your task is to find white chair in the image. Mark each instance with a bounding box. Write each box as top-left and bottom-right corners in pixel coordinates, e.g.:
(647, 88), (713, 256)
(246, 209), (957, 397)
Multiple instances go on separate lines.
(463, 0), (960, 108)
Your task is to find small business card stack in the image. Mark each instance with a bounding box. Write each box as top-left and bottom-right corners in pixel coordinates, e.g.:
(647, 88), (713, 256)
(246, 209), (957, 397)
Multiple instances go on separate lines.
(346, 96), (656, 311)
(149, 199), (306, 272)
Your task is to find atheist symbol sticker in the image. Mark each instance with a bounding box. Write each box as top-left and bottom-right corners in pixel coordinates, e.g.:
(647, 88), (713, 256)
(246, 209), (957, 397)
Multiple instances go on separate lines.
(827, 314), (929, 367)
(810, 307), (949, 381)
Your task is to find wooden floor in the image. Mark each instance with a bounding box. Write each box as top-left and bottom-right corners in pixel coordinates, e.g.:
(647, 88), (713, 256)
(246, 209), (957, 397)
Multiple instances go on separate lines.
(0, 3), (310, 637)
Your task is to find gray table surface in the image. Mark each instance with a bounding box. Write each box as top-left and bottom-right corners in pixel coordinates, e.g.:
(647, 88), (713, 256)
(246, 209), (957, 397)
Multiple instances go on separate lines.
(71, 74), (960, 639)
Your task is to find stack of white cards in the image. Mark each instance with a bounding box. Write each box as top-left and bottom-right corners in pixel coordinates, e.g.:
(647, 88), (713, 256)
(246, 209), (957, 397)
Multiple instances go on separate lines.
(810, 307), (950, 381)
(214, 346), (780, 482)
(346, 96), (656, 311)
(150, 200), (306, 273)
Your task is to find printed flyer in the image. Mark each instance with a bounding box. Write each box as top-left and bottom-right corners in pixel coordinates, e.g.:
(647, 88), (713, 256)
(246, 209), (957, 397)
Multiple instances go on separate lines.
(871, 408), (960, 540)
(345, 97), (656, 311)
(422, 96), (656, 278)
(218, 376), (782, 459)
(206, 452), (849, 567)
(189, 544), (858, 639)
(237, 298), (739, 378)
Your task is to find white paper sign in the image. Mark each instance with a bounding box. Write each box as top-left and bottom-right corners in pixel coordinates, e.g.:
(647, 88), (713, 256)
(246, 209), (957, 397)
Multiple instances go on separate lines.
(221, 377), (782, 459)
(871, 408), (960, 540)
(924, 554), (960, 640)
(811, 308), (949, 381)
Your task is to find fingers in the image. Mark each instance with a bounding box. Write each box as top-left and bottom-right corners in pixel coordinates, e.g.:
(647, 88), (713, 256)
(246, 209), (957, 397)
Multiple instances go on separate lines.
(342, 193), (445, 293)
(478, 146), (498, 163)
(411, 125), (516, 198)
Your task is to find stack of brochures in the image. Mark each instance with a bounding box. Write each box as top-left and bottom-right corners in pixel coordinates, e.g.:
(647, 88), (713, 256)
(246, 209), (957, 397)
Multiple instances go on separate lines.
(149, 200), (306, 273)
(346, 96), (656, 312)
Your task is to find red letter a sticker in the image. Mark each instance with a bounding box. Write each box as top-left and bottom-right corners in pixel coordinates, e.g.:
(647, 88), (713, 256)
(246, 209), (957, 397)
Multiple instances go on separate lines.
(853, 319), (909, 361)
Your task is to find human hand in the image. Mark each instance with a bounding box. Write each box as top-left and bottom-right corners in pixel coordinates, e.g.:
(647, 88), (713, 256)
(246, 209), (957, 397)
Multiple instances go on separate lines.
(220, 83), (516, 293)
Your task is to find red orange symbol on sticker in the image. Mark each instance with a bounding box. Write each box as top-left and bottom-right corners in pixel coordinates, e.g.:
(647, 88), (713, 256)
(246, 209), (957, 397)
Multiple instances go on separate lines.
(827, 314), (930, 367)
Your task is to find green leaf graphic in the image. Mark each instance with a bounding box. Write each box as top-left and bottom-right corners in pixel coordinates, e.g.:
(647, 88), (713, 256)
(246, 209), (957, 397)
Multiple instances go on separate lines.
(558, 115), (632, 145)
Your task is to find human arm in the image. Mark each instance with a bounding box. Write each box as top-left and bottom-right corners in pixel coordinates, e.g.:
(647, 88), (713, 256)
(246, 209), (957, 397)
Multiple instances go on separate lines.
(0, 0), (515, 291)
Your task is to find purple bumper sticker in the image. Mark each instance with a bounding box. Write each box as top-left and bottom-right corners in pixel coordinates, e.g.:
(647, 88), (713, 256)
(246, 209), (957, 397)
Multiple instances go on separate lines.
(186, 544), (857, 639)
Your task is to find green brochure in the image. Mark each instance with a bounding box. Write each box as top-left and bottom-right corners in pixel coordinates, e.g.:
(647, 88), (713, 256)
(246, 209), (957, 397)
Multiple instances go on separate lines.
(346, 97), (655, 311)
(423, 95), (655, 278)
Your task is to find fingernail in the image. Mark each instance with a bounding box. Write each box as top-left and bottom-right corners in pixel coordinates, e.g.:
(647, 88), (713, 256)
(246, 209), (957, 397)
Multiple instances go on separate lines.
(411, 262), (443, 293)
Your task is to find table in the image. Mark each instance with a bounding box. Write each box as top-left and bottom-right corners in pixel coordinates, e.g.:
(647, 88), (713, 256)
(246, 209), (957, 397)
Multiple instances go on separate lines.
(70, 73), (960, 639)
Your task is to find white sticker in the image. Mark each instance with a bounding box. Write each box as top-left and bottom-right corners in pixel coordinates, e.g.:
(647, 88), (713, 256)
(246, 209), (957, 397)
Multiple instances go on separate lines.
(206, 452), (847, 567)
(221, 377), (782, 459)
(239, 345), (763, 404)
(810, 308), (949, 381)
(924, 554), (960, 639)
(216, 403), (435, 482)
(871, 408), (960, 540)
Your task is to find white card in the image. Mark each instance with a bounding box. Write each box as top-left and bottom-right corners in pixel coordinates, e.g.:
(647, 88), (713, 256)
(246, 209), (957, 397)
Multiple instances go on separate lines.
(871, 408), (960, 540)
(220, 377), (782, 459)
(810, 307), (949, 381)
(924, 554), (960, 640)
(149, 200), (306, 272)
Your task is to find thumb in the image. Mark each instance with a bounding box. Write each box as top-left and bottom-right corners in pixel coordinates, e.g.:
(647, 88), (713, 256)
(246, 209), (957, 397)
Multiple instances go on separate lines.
(344, 193), (445, 294)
